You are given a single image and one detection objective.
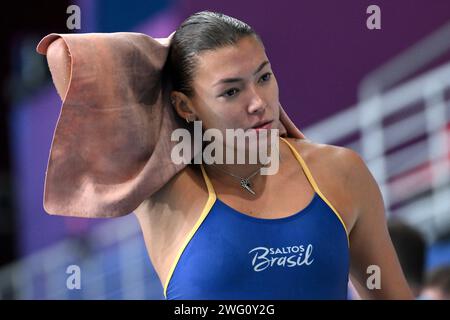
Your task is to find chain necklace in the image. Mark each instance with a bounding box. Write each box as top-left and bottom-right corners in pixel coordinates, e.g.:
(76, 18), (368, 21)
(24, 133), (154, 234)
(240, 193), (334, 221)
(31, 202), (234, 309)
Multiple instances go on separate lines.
(207, 153), (281, 195)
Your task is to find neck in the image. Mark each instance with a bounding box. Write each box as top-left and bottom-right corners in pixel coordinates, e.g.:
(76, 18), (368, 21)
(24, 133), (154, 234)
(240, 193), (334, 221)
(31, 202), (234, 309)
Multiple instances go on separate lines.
(202, 141), (281, 182)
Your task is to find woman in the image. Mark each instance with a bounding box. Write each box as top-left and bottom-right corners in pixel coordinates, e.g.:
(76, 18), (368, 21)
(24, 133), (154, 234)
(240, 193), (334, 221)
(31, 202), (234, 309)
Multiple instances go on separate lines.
(40, 11), (412, 300)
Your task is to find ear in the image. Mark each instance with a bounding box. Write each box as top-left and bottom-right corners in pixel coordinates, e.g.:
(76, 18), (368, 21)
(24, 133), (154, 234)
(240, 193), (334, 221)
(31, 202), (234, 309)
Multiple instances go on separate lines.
(170, 91), (197, 121)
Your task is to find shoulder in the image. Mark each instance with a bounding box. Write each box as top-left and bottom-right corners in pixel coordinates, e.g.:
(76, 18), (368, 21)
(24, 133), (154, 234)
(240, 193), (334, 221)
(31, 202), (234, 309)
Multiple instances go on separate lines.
(282, 137), (363, 179)
(283, 137), (373, 226)
(285, 136), (375, 195)
(136, 164), (207, 215)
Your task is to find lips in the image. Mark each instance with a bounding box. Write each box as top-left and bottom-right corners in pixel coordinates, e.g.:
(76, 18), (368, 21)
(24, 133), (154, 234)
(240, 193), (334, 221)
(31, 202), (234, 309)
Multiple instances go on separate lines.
(251, 120), (273, 130)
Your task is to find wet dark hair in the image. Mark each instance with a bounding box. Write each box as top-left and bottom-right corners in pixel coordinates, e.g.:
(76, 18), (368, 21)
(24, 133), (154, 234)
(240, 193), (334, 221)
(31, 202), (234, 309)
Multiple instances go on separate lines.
(165, 11), (262, 98)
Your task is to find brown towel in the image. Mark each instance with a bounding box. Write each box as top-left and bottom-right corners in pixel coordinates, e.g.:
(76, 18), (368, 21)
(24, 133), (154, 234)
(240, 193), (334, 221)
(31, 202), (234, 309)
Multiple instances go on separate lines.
(36, 32), (306, 218)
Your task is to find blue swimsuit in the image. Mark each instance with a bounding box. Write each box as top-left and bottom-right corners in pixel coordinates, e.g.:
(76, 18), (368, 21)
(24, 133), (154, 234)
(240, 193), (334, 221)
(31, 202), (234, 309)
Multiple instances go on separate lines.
(164, 137), (350, 300)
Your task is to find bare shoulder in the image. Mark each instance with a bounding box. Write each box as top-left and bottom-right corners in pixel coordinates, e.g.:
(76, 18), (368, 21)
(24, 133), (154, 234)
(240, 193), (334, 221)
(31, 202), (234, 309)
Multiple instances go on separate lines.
(283, 137), (362, 178)
(283, 137), (368, 232)
(134, 164), (207, 217)
(287, 137), (386, 223)
(284, 137), (374, 201)
(157, 165), (207, 202)
(292, 138), (381, 200)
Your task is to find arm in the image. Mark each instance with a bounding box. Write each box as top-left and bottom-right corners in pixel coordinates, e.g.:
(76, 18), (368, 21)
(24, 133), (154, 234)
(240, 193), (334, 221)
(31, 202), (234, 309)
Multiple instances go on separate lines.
(344, 150), (414, 299)
(45, 38), (71, 100)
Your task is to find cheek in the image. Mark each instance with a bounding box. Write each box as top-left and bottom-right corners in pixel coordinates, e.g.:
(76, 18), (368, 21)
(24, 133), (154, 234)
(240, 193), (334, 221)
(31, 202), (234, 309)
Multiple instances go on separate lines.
(191, 95), (223, 127)
(198, 109), (235, 131)
(206, 104), (243, 127)
(269, 76), (280, 98)
(218, 114), (244, 130)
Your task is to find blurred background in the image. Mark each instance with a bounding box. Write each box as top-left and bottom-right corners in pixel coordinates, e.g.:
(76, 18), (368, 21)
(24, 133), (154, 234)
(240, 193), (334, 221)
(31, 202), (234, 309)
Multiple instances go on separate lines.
(1, 0), (450, 299)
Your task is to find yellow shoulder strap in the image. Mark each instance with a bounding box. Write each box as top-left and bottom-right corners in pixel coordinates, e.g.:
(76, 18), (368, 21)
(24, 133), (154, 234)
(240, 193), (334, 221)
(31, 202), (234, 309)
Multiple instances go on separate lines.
(162, 164), (217, 298)
(280, 137), (349, 241)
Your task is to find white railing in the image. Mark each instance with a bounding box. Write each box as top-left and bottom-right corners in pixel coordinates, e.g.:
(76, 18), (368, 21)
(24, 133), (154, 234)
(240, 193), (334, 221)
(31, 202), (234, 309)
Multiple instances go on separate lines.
(304, 63), (450, 243)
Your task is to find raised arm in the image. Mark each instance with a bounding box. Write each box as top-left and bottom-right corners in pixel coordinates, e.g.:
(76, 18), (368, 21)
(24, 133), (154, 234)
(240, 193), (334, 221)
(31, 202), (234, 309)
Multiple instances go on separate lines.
(45, 38), (71, 101)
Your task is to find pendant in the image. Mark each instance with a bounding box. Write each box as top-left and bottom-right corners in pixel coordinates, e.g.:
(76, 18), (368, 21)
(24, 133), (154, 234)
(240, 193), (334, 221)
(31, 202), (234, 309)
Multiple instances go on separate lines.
(240, 178), (256, 195)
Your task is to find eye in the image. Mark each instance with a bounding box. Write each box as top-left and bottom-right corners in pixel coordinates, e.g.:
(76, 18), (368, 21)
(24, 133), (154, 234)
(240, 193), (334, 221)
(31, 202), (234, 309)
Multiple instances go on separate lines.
(259, 72), (272, 83)
(222, 88), (240, 98)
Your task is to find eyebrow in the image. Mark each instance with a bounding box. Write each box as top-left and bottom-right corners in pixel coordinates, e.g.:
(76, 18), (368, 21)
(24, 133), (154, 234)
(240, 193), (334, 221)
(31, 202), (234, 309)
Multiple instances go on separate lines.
(213, 60), (270, 87)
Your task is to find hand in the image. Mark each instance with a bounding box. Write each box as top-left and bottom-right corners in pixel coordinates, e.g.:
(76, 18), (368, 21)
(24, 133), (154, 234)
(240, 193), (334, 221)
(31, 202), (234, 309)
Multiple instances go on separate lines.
(279, 103), (305, 139)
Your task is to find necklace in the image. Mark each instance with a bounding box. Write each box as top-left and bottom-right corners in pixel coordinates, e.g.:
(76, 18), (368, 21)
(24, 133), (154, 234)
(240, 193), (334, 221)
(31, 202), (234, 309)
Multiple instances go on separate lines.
(209, 163), (263, 195)
(207, 153), (281, 195)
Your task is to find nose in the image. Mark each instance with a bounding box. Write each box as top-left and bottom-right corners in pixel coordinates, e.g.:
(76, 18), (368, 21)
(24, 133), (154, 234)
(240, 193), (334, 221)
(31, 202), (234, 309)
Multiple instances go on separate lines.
(247, 86), (266, 114)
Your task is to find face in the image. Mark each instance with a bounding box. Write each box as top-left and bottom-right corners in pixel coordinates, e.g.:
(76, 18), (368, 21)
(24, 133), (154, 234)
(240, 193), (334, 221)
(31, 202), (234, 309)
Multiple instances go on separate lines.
(184, 35), (280, 147)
